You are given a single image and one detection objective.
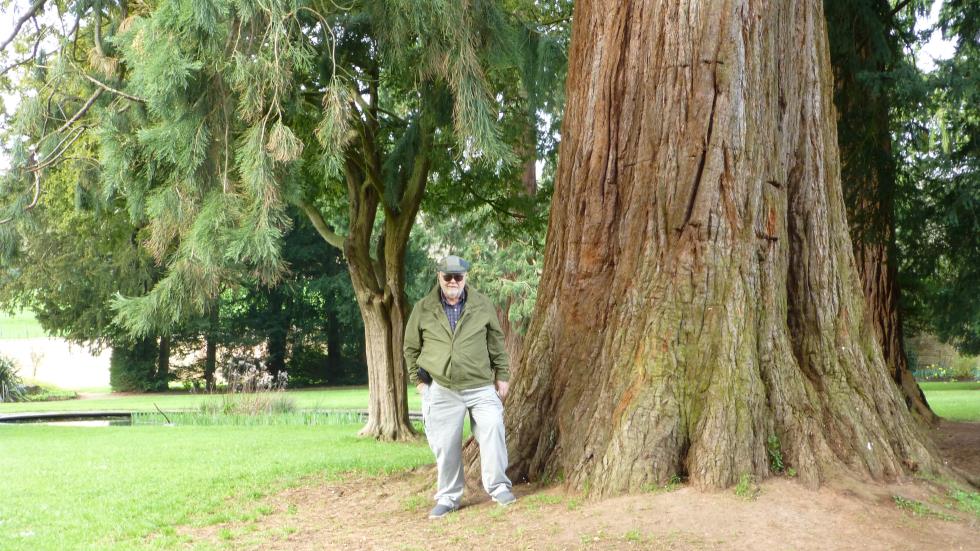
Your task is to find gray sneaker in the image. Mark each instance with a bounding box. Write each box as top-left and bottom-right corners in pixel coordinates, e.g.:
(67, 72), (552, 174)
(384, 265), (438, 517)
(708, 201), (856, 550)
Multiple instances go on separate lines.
(492, 490), (517, 506)
(428, 503), (457, 519)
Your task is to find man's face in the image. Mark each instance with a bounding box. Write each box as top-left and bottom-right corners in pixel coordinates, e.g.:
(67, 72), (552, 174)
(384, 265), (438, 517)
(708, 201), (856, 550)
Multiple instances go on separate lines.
(438, 271), (466, 299)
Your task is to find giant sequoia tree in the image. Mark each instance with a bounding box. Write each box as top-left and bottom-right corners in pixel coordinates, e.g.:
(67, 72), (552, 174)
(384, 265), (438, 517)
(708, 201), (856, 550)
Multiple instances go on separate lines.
(486, 0), (940, 492)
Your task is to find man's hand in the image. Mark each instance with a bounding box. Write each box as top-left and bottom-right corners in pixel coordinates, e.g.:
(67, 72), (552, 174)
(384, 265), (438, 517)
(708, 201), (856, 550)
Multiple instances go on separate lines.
(495, 380), (509, 401)
(416, 382), (429, 394)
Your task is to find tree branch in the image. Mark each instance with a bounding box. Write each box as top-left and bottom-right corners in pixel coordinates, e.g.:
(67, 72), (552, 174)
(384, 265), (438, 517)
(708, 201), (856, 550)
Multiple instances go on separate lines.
(296, 198), (346, 250)
(0, 0), (46, 52)
(888, 0), (912, 19)
(73, 65), (145, 103)
(0, 17), (42, 78)
(0, 172), (41, 225)
(39, 89), (102, 143)
(398, 115), (434, 217)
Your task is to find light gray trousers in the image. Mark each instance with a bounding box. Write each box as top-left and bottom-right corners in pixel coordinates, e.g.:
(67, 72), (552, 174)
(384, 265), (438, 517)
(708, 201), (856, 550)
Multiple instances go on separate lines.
(422, 381), (512, 507)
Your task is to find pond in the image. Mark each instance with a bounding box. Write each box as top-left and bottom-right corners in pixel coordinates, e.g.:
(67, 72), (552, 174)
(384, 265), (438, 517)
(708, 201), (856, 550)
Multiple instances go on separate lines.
(0, 412), (133, 426)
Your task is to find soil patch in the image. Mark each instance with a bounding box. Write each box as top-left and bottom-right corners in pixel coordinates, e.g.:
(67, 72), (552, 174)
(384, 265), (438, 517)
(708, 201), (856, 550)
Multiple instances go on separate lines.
(931, 421), (980, 483)
(180, 423), (979, 550)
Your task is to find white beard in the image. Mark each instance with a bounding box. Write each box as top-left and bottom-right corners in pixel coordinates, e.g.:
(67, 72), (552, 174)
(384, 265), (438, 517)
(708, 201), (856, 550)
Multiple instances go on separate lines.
(443, 287), (462, 299)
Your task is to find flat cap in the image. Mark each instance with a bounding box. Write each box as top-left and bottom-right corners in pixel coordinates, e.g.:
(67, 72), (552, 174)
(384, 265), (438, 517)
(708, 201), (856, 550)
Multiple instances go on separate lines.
(436, 255), (470, 273)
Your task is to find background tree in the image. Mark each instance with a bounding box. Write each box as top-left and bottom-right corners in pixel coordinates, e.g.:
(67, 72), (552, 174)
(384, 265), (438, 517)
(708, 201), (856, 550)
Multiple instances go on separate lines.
(0, 2), (550, 441)
(896, 0), (980, 357)
(475, 0), (941, 493)
(823, 0), (937, 422)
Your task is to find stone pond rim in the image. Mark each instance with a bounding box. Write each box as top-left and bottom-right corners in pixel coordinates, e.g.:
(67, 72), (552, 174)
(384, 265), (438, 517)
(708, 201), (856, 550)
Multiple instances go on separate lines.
(0, 411), (133, 423)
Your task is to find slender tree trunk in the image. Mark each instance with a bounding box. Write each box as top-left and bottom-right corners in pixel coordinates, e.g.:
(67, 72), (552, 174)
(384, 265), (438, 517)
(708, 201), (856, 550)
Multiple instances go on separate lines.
(204, 305), (218, 391)
(266, 291), (288, 379)
(824, 0), (938, 425)
(471, 0), (940, 493)
(324, 308), (342, 381)
(156, 335), (170, 387)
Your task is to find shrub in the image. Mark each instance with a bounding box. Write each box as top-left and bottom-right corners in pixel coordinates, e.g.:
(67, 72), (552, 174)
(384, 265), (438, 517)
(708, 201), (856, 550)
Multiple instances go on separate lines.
(950, 356), (980, 381)
(0, 354), (24, 402)
(110, 339), (165, 392)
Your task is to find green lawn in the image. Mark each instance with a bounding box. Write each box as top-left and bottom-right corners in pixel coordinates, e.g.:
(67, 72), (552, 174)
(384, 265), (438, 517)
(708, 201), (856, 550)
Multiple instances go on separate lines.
(0, 382), (973, 551)
(920, 381), (980, 422)
(0, 423), (432, 550)
(0, 310), (47, 339)
(0, 387), (422, 414)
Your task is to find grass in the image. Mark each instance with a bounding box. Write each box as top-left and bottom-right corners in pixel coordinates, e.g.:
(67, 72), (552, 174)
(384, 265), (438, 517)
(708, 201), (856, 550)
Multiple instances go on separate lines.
(919, 382), (980, 421)
(0, 423), (432, 550)
(0, 387), (423, 414)
(734, 474), (759, 500)
(0, 310), (47, 340)
(893, 495), (956, 521)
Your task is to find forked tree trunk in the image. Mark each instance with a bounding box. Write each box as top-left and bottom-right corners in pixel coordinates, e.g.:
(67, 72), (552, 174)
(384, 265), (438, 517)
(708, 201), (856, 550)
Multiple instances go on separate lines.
(340, 144), (429, 440)
(476, 0), (940, 493)
(350, 271), (415, 440)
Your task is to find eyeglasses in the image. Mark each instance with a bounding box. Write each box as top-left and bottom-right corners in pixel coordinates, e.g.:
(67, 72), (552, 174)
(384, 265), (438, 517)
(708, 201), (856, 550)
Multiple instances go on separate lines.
(441, 273), (465, 282)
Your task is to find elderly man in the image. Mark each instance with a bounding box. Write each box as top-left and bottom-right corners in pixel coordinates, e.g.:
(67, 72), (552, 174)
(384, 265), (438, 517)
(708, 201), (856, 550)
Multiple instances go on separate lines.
(404, 255), (516, 519)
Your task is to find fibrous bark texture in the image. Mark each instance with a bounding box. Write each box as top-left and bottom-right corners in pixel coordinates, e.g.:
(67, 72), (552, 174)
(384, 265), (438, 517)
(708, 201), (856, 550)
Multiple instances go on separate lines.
(494, 0), (939, 493)
(825, 0), (938, 425)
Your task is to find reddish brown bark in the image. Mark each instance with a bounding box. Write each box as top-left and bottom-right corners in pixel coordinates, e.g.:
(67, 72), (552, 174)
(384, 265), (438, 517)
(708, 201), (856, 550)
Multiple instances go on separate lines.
(826, 3), (938, 425)
(470, 0), (940, 493)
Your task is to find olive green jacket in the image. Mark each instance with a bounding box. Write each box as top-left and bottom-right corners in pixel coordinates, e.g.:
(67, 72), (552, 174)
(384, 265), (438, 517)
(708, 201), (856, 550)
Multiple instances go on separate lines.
(404, 285), (510, 390)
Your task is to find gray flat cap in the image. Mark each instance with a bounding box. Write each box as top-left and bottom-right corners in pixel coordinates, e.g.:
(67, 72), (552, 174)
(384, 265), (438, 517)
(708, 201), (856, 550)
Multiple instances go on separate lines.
(437, 255), (470, 273)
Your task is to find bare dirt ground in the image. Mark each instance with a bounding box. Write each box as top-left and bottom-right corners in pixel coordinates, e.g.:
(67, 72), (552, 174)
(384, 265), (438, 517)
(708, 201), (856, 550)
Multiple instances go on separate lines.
(181, 422), (979, 550)
(0, 338), (110, 388)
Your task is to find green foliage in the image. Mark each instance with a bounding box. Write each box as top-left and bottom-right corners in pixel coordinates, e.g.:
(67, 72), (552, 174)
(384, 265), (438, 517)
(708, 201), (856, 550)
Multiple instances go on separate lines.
(109, 338), (164, 392)
(644, 474), (683, 493)
(767, 434), (785, 473)
(894, 1), (980, 355)
(893, 495), (956, 521)
(733, 474), (759, 500)
(0, 353), (24, 402)
(914, 357), (980, 382)
(949, 489), (980, 518)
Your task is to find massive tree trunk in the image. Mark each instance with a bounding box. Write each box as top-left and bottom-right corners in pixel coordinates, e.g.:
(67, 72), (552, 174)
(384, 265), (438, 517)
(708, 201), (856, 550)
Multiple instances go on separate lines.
(824, 0), (938, 425)
(482, 0), (939, 493)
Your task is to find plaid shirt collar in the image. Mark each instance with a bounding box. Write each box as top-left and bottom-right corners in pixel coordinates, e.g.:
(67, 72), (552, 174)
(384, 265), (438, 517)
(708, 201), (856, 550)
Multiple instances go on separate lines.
(439, 287), (467, 332)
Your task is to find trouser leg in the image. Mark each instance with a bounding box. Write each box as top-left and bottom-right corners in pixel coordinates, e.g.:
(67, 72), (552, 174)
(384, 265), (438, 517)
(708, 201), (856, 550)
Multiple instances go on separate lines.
(423, 382), (466, 507)
(462, 385), (512, 497)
